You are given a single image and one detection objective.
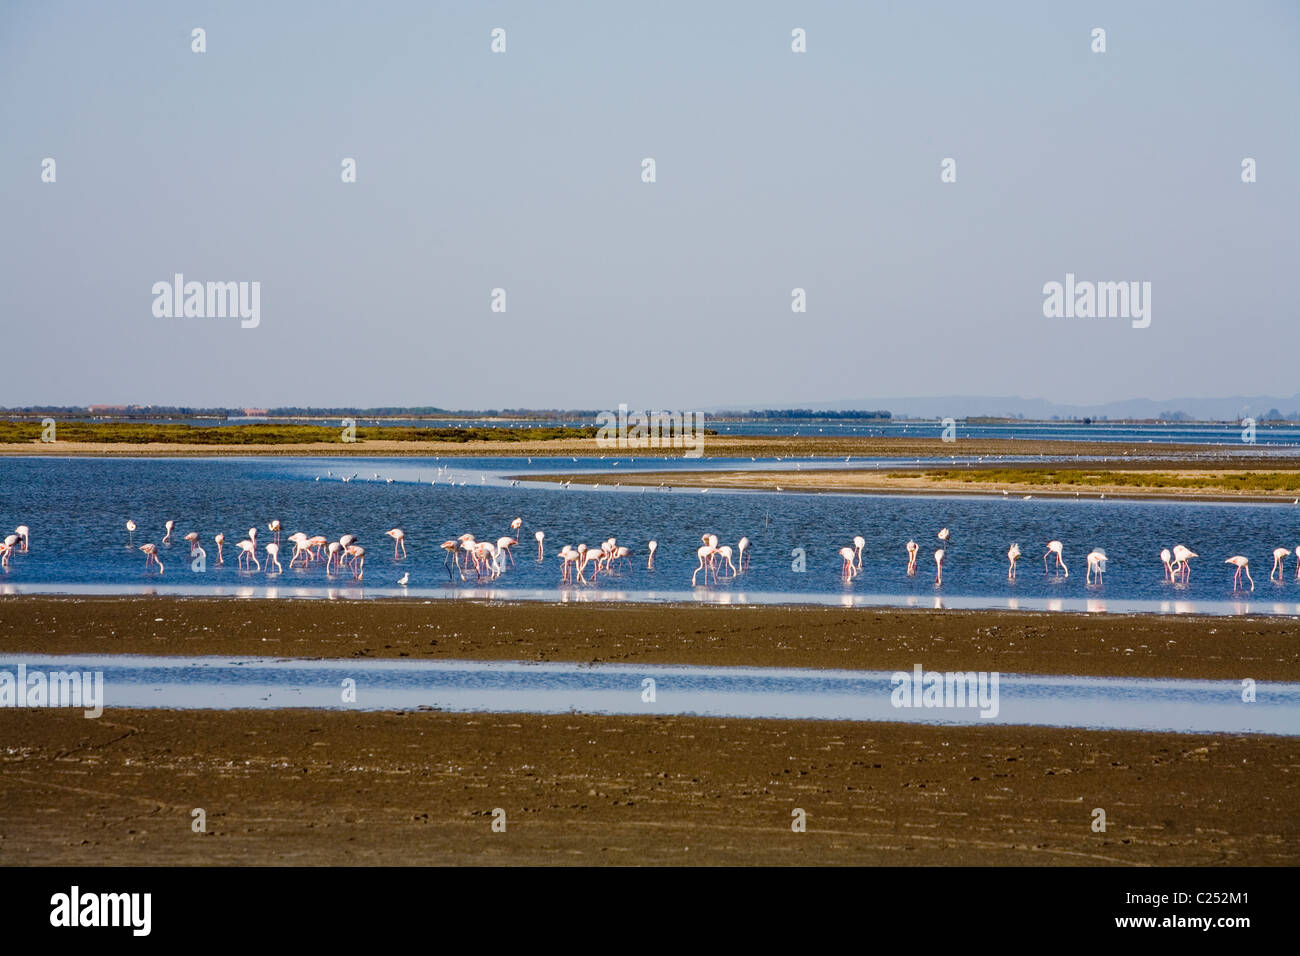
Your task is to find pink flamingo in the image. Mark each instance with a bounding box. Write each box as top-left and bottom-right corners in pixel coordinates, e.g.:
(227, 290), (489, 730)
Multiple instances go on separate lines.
(268, 520), (282, 544)
(140, 543), (164, 573)
(126, 520), (136, 547)
(1008, 543), (1021, 579)
(715, 545), (736, 577)
(692, 544), (716, 586)
(1295, 546), (1300, 580)
(1044, 540), (1067, 576)
(535, 531), (545, 559)
(905, 540), (918, 575)
(647, 540), (657, 569)
(1161, 548), (1173, 580)
(1171, 545), (1197, 581)
(852, 536), (865, 572)
(938, 527), (950, 550)
(1271, 547), (1289, 581)
(14, 526), (29, 552)
(510, 517), (523, 540)
(496, 536), (517, 566)
(163, 520), (174, 544)
(1225, 556), (1253, 591)
(184, 531), (200, 555)
(327, 541), (344, 573)
(287, 533), (310, 567)
(0, 541), (11, 569)
(386, 528), (407, 559)
(347, 545), (366, 580)
(1085, 549), (1107, 584)
(737, 537), (750, 571)
(840, 546), (857, 581)
(235, 539), (260, 570)
(214, 533), (225, 564)
(934, 548), (945, 585)
(265, 542), (283, 574)
(558, 546), (578, 583)
(248, 527), (258, 551)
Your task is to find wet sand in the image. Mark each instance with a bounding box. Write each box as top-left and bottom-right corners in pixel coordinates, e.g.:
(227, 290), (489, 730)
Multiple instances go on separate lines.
(1, 597), (1296, 866)
(1, 708), (1295, 866)
(1, 596), (1298, 680)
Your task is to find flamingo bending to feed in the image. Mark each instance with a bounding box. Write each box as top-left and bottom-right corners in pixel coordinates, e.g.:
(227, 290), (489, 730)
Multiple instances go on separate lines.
(386, 528), (407, 559)
(1007, 543), (1021, 579)
(14, 526), (29, 551)
(496, 536), (517, 566)
(647, 540), (657, 569)
(1044, 540), (1067, 576)
(327, 541), (344, 573)
(1085, 549), (1107, 584)
(934, 548), (945, 585)
(140, 543), (164, 573)
(852, 536), (865, 571)
(1271, 547), (1289, 581)
(839, 546), (857, 581)
(0, 541), (12, 569)
(235, 539), (260, 570)
(184, 531), (200, 555)
(1171, 545), (1197, 581)
(905, 540), (918, 575)
(347, 545), (366, 580)
(265, 542), (283, 573)
(737, 537), (750, 571)
(1225, 556), (1254, 591)
(163, 520), (174, 544)
(692, 544), (716, 586)
(535, 531), (545, 559)
(214, 533), (225, 564)
(1295, 546), (1300, 580)
(1161, 548), (1173, 580)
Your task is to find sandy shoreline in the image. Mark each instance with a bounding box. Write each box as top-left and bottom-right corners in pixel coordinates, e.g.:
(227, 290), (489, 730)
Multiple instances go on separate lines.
(2, 708), (1295, 866)
(1, 597), (1295, 866)
(1, 596), (1298, 680)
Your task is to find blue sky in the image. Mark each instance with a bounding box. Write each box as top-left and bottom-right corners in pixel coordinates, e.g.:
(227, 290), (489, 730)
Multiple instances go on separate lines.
(2, 1), (1296, 409)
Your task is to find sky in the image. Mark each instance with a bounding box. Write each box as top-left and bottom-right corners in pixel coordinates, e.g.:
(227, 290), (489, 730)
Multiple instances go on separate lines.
(1, 0), (1297, 410)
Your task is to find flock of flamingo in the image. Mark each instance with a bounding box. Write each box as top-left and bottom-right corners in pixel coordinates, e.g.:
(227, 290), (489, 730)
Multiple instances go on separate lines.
(0, 518), (1286, 593)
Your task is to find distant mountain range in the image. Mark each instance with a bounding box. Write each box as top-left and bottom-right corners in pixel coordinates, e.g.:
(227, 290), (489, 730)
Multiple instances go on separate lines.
(716, 395), (1300, 422)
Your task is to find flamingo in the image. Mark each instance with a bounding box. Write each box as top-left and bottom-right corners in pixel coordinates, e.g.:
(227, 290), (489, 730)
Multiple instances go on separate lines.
(715, 545), (737, 577)
(1161, 548), (1173, 580)
(440, 541), (461, 580)
(535, 531), (545, 560)
(1271, 547), (1289, 581)
(558, 546), (579, 583)
(214, 533), (225, 564)
(265, 542), (283, 573)
(0, 541), (11, 569)
(1172, 545), (1198, 581)
(905, 540), (918, 576)
(268, 520), (282, 543)
(287, 533), (310, 567)
(347, 545), (366, 580)
(1007, 543), (1021, 579)
(184, 531), (200, 555)
(248, 527), (258, 550)
(510, 517), (523, 541)
(1044, 540), (1067, 576)
(737, 537), (750, 571)
(934, 548), (945, 585)
(839, 546), (857, 581)
(386, 528), (407, 559)
(126, 520), (136, 547)
(1295, 546), (1300, 580)
(852, 535), (865, 571)
(3, 534), (18, 556)
(235, 539), (260, 570)
(14, 526), (29, 552)
(140, 543), (163, 573)
(938, 527), (950, 549)
(692, 544), (716, 586)
(647, 540), (657, 569)
(496, 536), (516, 566)
(163, 520), (174, 544)
(327, 541), (344, 573)
(1085, 549), (1107, 584)
(1226, 555), (1254, 591)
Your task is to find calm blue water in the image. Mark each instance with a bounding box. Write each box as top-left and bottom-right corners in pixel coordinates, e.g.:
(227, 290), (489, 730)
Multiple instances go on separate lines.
(5, 654), (1296, 734)
(2, 455), (1300, 614)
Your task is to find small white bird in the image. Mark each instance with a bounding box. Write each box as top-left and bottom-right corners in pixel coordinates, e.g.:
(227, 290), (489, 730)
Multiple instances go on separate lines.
(398, 573), (409, 586)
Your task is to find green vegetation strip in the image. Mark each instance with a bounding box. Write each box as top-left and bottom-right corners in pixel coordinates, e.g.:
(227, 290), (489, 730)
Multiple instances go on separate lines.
(0, 421), (600, 445)
(923, 468), (1300, 492)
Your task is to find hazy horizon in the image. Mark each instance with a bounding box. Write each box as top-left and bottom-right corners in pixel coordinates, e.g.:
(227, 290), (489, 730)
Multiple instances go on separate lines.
(3, 1), (1297, 408)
